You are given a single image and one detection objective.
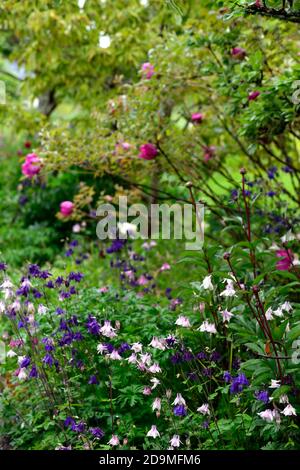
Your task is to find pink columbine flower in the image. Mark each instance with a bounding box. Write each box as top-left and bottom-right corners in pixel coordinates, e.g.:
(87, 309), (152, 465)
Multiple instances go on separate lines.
(248, 90), (260, 101)
(231, 47), (246, 60)
(149, 337), (166, 351)
(175, 316), (191, 328)
(138, 143), (158, 160)
(21, 153), (41, 178)
(108, 435), (120, 446)
(281, 404), (297, 416)
(100, 320), (116, 338)
(140, 352), (152, 365)
(198, 320), (217, 334)
(258, 409), (276, 422)
(159, 263), (171, 272)
(141, 62), (154, 79)
(137, 274), (149, 286)
(203, 145), (216, 162)
(191, 112), (203, 124)
(127, 353), (138, 364)
(276, 249), (294, 271)
(172, 393), (186, 406)
(147, 425), (160, 438)
(220, 279), (236, 297)
(60, 201), (75, 217)
(148, 363), (162, 374)
(221, 309), (234, 323)
(109, 350), (122, 360)
(152, 397), (161, 411)
(170, 435), (181, 448)
(99, 286), (109, 293)
(143, 386), (152, 395)
(197, 403), (210, 415)
(131, 342), (143, 353)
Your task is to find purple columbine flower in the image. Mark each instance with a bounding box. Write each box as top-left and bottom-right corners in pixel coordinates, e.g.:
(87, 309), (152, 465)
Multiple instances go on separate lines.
(45, 281), (54, 289)
(230, 373), (249, 394)
(42, 353), (54, 367)
(68, 272), (84, 282)
(55, 276), (64, 286)
(88, 375), (99, 385)
(210, 351), (221, 362)
(118, 343), (131, 354)
(223, 371), (232, 383)
(20, 356), (31, 368)
(69, 240), (79, 248)
(196, 352), (207, 360)
(29, 365), (38, 378)
(0, 262), (7, 271)
(86, 315), (101, 335)
(56, 308), (65, 315)
(90, 427), (104, 439)
(71, 421), (85, 433)
(255, 390), (269, 404)
(64, 416), (75, 428)
(173, 405), (187, 417)
(170, 352), (182, 364)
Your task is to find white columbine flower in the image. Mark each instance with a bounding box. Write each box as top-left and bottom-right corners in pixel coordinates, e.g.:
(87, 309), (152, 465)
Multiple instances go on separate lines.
(150, 378), (160, 389)
(7, 350), (17, 358)
(152, 397), (161, 411)
(97, 343), (107, 354)
(38, 304), (48, 315)
(175, 316), (191, 328)
(131, 342), (143, 353)
(100, 320), (116, 338)
(281, 301), (292, 313)
(172, 393), (186, 406)
(220, 279), (236, 297)
(127, 353), (138, 364)
(198, 320), (217, 334)
(269, 379), (281, 389)
(281, 404), (297, 416)
(274, 307), (284, 318)
(109, 350), (122, 360)
(169, 435), (181, 448)
(149, 337), (166, 351)
(140, 352), (152, 365)
(265, 307), (274, 321)
(279, 394), (289, 404)
(258, 409), (276, 422)
(17, 368), (28, 381)
(108, 435), (119, 446)
(147, 425), (160, 438)
(221, 309), (234, 323)
(148, 363), (162, 374)
(197, 403), (210, 415)
(0, 301), (6, 314)
(201, 275), (213, 290)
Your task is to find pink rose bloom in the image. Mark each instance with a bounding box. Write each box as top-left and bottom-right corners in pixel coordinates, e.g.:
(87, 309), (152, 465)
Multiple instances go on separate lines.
(141, 62), (154, 79)
(276, 249), (294, 271)
(21, 153), (41, 178)
(203, 145), (216, 162)
(60, 201), (75, 217)
(138, 143), (158, 160)
(248, 90), (260, 101)
(231, 47), (246, 60)
(191, 112), (203, 124)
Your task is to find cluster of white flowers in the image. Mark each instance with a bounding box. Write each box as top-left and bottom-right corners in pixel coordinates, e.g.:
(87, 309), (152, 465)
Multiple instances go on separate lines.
(265, 302), (293, 320)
